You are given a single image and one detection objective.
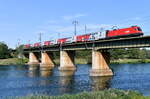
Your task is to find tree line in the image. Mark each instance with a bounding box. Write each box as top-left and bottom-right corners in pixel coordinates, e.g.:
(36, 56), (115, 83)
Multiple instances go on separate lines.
(0, 42), (23, 59)
(73, 48), (150, 60)
(110, 48), (149, 60)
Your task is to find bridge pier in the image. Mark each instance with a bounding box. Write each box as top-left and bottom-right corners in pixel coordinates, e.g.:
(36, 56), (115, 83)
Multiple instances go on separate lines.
(59, 50), (76, 71)
(90, 50), (113, 76)
(28, 52), (39, 66)
(40, 52), (55, 70)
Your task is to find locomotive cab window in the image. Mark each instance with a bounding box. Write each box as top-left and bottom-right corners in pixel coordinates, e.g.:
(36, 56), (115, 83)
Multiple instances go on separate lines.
(137, 27), (142, 31)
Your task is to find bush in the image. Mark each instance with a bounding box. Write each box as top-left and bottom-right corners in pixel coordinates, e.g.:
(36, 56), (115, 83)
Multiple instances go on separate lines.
(12, 89), (148, 99)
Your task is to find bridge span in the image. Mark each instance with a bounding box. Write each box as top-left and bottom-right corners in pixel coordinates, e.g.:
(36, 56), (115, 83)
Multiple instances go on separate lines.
(23, 36), (150, 76)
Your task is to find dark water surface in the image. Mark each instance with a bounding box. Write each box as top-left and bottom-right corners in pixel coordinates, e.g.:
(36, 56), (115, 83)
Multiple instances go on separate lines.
(0, 64), (150, 98)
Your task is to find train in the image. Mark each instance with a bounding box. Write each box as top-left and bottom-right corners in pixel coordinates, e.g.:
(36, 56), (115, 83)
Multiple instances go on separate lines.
(24, 26), (143, 48)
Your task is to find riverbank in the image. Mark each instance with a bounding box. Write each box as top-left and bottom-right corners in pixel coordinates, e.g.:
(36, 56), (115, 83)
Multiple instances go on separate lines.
(111, 59), (150, 64)
(0, 58), (28, 65)
(55, 58), (150, 64)
(75, 58), (150, 64)
(0, 58), (150, 65)
(14, 89), (150, 99)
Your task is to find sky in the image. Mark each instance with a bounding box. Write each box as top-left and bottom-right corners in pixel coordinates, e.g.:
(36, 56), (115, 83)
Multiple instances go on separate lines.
(0, 0), (150, 48)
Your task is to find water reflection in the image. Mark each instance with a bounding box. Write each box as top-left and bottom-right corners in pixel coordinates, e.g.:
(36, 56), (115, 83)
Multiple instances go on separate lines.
(28, 65), (39, 77)
(59, 70), (75, 93)
(40, 70), (53, 77)
(40, 70), (52, 86)
(28, 65), (39, 71)
(91, 76), (112, 91)
(40, 65), (54, 71)
(1, 64), (150, 97)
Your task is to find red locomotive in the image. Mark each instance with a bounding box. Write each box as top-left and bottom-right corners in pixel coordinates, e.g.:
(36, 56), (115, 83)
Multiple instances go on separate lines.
(106, 26), (143, 38)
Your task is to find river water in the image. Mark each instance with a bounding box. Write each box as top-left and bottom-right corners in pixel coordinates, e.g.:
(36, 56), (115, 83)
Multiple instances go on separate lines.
(0, 63), (150, 98)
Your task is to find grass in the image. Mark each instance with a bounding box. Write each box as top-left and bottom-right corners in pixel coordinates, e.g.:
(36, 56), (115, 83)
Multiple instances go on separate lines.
(0, 58), (150, 66)
(0, 58), (91, 66)
(54, 58), (150, 65)
(111, 59), (150, 64)
(9, 89), (150, 99)
(0, 58), (28, 65)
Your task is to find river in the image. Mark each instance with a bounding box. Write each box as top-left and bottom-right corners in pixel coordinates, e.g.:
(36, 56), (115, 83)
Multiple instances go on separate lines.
(0, 63), (150, 98)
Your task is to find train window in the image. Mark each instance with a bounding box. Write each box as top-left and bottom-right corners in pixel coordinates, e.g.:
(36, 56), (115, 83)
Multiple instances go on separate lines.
(137, 27), (142, 31)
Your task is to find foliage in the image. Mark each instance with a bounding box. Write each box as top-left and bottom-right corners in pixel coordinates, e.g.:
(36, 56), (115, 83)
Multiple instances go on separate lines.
(14, 45), (24, 58)
(110, 48), (149, 60)
(111, 59), (150, 64)
(75, 48), (150, 62)
(11, 89), (150, 99)
(0, 42), (25, 59)
(109, 49), (127, 60)
(0, 42), (11, 59)
(76, 50), (92, 64)
(51, 48), (150, 64)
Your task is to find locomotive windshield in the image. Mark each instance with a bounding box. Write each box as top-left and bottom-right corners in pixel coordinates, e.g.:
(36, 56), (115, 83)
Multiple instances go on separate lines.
(137, 27), (142, 31)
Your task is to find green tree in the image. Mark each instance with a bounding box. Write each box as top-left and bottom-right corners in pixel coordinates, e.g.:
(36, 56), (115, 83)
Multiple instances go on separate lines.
(110, 49), (127, 60)
(0, 42), (11, 59)
(127, 48), (140, 59)
(138, 49), (147, 59)
(14, 45), (24, 58)
(145, 49), (150, 59)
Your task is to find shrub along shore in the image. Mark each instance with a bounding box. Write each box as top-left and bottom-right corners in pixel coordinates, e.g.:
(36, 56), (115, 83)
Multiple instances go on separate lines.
(0, 58), (150, 65)
(11, 89), (150, 99)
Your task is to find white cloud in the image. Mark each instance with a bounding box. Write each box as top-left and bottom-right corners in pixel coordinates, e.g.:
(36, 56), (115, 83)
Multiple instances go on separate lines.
(62, 13), (87, 20)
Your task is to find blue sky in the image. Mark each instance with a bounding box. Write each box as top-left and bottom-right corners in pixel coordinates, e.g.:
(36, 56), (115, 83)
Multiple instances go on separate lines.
(0, 0), (150, 48)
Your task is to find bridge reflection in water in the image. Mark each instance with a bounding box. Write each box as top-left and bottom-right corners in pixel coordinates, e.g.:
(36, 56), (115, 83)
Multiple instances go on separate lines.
(28, 64), (39, 70)
(28, 65), (39, 77)
(0, 64), (149, 96)
(28, 65), (53, 77)
(91, 76), (112, 91)
(59, 70), (75, 93)
(40, 70), (53, 77)
(27, 65), (112, 94)
(40, 70), (53, 86)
